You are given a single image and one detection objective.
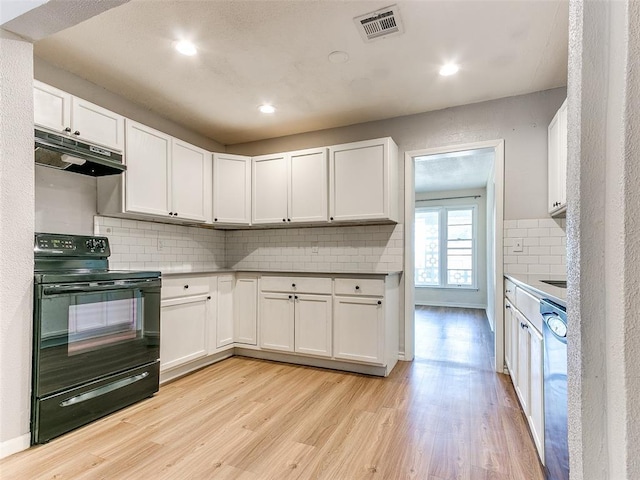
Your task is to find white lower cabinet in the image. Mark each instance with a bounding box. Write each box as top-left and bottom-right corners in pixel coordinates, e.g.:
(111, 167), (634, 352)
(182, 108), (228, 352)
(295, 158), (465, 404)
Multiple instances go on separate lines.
(529, 323), (545, 462)
(234, 275), (258, 345)
(294, 294), (332, 357)
(515, 310), (531, 415)
(161, 294), (210, 372)
(259, 276), (332, 356)
(504, 278), (545, 465)
(160, 274), (230, 377)
(215, 275), (234, 349)
(259, 292), (295, 352)
(333, 296), (383, 363)
(160, 272), (400, 380)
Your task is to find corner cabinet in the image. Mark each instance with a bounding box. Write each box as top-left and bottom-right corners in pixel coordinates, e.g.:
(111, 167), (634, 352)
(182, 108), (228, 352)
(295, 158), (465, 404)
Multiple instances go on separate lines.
(329, 137), (398, 223)
(548, 98), (568, 216)
(34, 80), (124, 152)
(252, 147), (328, 225)
(98, 120), (212, 223)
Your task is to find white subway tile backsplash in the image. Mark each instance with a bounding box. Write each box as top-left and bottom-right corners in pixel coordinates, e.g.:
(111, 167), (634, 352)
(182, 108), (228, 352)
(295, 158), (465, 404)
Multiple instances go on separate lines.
(226, 224), (403, 273)
(503, 217), (567, 275)
(517, 219), (539, 228)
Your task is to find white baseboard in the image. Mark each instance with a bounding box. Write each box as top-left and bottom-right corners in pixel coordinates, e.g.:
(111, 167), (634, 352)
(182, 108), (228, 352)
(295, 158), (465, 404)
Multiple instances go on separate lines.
(1, 433), (30, 459)
(415, 301), (487, 310)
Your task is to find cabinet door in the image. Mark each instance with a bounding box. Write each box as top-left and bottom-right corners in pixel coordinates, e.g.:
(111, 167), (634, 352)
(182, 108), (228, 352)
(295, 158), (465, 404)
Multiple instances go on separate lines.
(171, 139), (210, 222)
(125, 120), (171, 217)
(294, 294), (332, 357)
(34, 81), (71, 133)
(71, 97), (124, 151)
(259, 292), (294, 352)
(504, 300), (514, 373)
(548, 99), (568, 214)
(509, 304), (520, 382)
(234, 276), (257, 345)
(216, 275), (234, 348)
(252, 153), (288, 224)
(160, 296), (208, 371)
(557, 100), (568, 209)
(529, 324), (545, 462)
(289, 148), (328, 223)
(213, 153), (251, 225)
(516, 310), (531, 415)
(330, 139), (388, 221)
(334, 296), (383, 364)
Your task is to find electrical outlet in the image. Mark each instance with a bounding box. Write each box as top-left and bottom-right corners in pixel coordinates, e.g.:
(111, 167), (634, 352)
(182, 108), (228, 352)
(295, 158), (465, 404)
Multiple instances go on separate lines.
(513, 238), (524, 253)
(105, 227), (112, 234)
(311, 245), (319, 254)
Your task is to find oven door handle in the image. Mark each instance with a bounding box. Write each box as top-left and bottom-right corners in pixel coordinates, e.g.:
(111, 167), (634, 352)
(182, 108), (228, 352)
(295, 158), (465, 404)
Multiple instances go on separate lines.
(43, 279), (160, 295)
(59, 371), (150, 407)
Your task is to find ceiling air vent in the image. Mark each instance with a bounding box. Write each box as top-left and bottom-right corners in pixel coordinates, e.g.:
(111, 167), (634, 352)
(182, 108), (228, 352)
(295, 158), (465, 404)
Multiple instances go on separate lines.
(354, 5), (404, 43)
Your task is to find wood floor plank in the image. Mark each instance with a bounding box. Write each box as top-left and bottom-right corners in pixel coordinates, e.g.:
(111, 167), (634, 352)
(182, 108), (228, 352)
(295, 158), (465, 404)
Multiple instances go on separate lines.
(0, 306), (544, 480)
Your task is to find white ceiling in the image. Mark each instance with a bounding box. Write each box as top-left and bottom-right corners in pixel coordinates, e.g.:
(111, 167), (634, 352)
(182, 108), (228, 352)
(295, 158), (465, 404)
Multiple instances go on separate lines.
(33, 0), (569, 145)
(415, 148), (494, 193)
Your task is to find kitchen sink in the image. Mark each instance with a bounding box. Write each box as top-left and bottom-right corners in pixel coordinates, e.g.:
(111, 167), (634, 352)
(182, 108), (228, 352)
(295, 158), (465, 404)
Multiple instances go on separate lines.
(540, 280), (567, 288)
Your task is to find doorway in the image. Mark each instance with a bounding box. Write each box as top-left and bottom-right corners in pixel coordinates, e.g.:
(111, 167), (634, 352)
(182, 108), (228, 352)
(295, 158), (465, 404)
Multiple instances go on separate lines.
(404, 140), (505, 372)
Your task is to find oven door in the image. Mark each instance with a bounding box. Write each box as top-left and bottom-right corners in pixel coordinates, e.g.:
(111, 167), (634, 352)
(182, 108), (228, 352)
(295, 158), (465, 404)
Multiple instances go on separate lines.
(33, 278), (161, 397)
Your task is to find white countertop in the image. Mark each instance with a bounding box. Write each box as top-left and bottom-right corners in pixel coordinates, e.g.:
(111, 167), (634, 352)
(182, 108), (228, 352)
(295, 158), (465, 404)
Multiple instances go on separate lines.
(505, 273), (567, 307)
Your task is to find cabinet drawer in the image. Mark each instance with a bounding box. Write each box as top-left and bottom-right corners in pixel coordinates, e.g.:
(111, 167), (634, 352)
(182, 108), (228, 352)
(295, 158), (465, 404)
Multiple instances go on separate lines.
(505, 278), (516, 304)
(515, 287), (542, 332)
(162, 276), (211, 299)
(334, 278), (384, 297)
(260, 276), (332, 294)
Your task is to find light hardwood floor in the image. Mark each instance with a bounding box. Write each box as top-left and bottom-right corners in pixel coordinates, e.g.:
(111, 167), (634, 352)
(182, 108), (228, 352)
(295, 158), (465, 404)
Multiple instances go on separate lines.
(1, 306), (543, 479)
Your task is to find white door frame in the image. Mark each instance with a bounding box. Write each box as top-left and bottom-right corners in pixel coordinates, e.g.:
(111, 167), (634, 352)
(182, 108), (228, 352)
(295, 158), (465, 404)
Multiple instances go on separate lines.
(404, 139), (505, 373)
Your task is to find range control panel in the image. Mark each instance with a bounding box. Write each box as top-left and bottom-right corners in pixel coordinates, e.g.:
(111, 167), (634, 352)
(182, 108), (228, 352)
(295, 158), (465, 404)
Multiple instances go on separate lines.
(35, 233), (111, 257)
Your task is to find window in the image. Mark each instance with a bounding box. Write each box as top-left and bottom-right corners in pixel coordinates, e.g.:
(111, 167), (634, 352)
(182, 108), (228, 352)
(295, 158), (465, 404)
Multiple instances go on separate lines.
(415, 206), (476, 288)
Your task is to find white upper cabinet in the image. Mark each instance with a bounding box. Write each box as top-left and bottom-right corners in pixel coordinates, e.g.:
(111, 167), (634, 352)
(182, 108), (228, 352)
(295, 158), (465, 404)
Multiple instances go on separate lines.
(213, 153), (252, 225)
(171, 139), (210, 222)
(252, 148), (329, 225)
(125, 120), (171, 217)
(548, 98), (568, 215)
(34, 81), (70, 134)
(288, 148), (328, 223)
(329, 137), (398, 223)
(34, 80), (124, 152)
(124, 120), (211, 222)
(252, 153), (289, 224)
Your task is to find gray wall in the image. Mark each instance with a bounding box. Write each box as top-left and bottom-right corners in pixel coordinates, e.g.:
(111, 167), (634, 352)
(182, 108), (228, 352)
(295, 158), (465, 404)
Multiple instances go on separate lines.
(414, 188), (487, 309)
(0, 29), (35, 456)
(567, 1), (640, 479)
(34, 58), (225, 153)
(228, 88), (567, 221)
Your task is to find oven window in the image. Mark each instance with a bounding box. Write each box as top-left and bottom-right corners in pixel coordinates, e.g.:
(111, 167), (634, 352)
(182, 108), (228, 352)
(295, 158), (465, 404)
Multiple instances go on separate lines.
(66, 292), (143, 355)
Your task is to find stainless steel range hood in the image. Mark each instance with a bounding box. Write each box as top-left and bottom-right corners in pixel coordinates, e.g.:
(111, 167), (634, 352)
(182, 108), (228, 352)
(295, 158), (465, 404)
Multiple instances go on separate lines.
(34, 129), (126, 177)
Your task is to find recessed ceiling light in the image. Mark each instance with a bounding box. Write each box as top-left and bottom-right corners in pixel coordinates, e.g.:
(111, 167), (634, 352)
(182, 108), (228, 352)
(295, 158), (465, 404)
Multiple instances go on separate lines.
(259, 104), (276, 114)
(174, 40), (197, 56)
(439, 63), (459, 76)
(328, 51), (349, 64)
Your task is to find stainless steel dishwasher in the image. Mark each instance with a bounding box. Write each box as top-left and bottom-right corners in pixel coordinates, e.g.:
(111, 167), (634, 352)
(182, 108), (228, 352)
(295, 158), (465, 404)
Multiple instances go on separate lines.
(540, 298), (568, 480)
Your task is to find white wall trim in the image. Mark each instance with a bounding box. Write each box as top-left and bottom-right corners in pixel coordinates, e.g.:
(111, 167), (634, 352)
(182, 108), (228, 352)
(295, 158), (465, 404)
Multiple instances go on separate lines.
(0, 433), (30, 460)
(404, 139), (505, 372)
